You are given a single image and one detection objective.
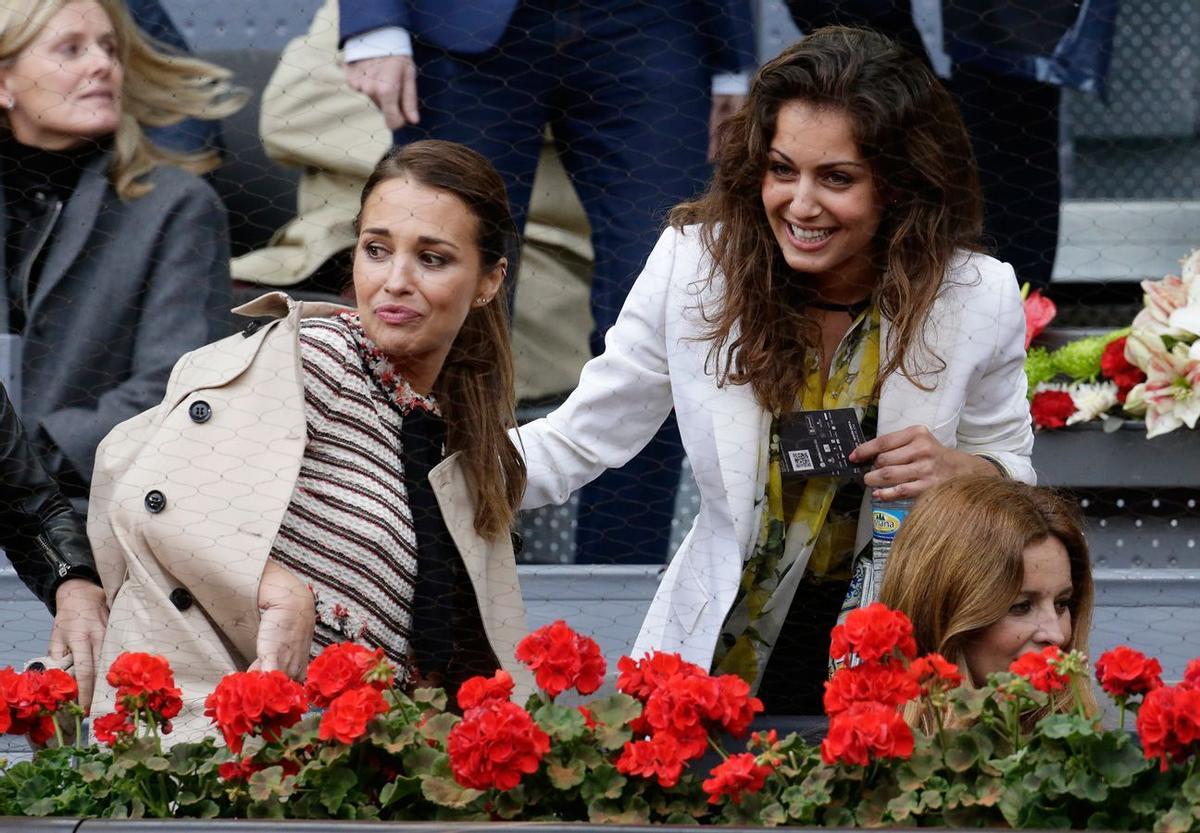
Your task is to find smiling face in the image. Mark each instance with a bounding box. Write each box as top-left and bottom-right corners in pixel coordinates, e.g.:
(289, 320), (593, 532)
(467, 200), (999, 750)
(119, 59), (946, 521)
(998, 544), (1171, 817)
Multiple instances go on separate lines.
(353, 176), (505, 394)
(963, 536), (1075, 685)
(0, 1), (123, 150)
(760, 100), (885, 299)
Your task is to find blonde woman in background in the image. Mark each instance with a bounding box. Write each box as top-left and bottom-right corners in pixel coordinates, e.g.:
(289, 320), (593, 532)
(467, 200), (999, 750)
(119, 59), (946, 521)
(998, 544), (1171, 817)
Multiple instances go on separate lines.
(0, 0), (242, 502)
(879, 476), (1100, 730)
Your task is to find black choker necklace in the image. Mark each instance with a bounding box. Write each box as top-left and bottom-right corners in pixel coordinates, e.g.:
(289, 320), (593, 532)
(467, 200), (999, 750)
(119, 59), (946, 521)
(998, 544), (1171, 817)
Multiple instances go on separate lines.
(808, 297), (872, 316)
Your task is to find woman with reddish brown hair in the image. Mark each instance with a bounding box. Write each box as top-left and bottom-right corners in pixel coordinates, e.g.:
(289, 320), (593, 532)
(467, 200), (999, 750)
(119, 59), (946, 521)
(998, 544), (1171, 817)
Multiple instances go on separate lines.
(516, 27), (1034, 715)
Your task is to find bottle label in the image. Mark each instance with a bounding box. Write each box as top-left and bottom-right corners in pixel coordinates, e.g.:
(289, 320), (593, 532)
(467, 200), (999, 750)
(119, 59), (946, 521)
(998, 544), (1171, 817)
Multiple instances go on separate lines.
(872, 505), (910, 541)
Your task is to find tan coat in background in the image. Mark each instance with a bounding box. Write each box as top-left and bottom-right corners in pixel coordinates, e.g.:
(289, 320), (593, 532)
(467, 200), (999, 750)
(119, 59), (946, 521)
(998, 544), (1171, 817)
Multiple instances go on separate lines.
(88, 293), (534, 743)
(233, 0), (592, 401)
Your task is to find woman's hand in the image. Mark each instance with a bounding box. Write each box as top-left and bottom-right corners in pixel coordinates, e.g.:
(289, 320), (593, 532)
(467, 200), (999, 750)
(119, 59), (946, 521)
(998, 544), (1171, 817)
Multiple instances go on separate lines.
(850, 425), (1001, 501)
(252, 560), (315, 681)
(49, 579), (109, 712)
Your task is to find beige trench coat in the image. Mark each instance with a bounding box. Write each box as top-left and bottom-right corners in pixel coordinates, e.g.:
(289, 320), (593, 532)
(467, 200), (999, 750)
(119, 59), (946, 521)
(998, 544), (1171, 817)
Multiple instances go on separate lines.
(88, 293), (533, 743)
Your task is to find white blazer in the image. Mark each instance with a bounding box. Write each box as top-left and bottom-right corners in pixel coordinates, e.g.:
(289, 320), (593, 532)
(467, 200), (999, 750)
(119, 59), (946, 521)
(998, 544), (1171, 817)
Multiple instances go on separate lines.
(514, 225), (1034, 671)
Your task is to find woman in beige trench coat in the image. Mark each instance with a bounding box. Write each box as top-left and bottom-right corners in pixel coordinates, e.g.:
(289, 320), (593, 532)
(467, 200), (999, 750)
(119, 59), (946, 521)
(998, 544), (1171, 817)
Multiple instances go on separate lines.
(87, 141), (534, 742)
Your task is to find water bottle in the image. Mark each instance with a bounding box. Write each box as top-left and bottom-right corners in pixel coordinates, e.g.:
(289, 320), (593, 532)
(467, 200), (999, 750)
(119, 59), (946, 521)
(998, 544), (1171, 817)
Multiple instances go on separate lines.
(866, 497), (915, 604)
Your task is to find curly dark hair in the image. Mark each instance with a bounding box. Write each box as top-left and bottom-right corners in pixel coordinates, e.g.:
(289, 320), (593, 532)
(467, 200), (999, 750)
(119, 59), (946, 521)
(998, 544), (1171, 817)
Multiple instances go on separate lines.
(671, 26), (983, 412)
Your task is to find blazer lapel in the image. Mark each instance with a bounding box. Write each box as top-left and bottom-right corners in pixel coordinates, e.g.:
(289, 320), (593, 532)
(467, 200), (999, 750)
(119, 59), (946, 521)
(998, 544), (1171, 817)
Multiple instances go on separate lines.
(28, 152), (108, 320)
(709, 376), (770, 556)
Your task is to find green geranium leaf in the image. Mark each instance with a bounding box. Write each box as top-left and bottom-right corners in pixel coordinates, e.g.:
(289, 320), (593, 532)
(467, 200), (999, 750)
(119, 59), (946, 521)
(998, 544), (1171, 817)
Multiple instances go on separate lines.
(379, 775), (421, 807)
(418, 712), (459, 747)
(79, 761), (107, 783)
(1157, 801), (1198, 833)
(580, 763), (626, 802)
(1091, 732), (1149, 788)
(316, 766), (358, 812)
(588, 795), (651, 824)
(588, 692), (642, 727)
(494, 785), (526, 819)
(547, 756), (586, 789)
(534, 701), (587, 742)
(1182, 773), (1200, 805)
(1067, 771), (1108, 802)
(412, 687), (448, 711)
(421, 775), (483, 808)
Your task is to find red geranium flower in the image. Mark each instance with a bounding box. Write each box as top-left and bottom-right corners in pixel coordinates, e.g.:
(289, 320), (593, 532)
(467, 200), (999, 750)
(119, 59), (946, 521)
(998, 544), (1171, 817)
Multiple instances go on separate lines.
(1031, 390), (1076, 430)
(615, 732), (690, 789)
(1100, 337), (1146, 402)
(448, 699), (550, 791)
(318, 685), (388, 745)
(1137, 685), (1200, 771)
(829, 603), (918, 664)
(457, 669), (514, 711)
(907, 653), (964, 695)
(1095, 646), (1163, 699)
(92, 711), (135, 746)
(578, 705), (598, 729)
(33, 669), (78, 712)
(823, 663), (920, 717)
(515, 620), (606, 698)
(616, 651), (704, 701)
(1181, 658), (1200, 690)
(702, 752), (775, 805)
(0, 669), (60, 742)
(304, 643), (392, 708)
(710, 674), (764, 737)
(107, 652), (174, 695)
(821, 701), (914, 766)
(641, 673), (722, 759)
(218, 757), (300, 782)
(205, 670), (308, 754)
(1009, 646), (1071, 693)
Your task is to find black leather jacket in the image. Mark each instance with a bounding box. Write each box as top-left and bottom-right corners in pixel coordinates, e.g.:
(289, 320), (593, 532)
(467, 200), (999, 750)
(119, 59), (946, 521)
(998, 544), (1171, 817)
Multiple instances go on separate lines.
(0, 382), (99, 612)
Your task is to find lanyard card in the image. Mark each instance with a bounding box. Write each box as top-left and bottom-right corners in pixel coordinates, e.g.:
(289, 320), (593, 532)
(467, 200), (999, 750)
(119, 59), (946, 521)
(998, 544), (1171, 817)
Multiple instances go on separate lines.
(778, 408), (868, 480)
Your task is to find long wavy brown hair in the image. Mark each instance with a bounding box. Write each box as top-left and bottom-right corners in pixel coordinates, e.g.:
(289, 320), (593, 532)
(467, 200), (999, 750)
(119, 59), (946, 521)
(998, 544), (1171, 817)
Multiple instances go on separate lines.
(879, 477), (1099, 729)
(671, 26), (983, 412)
(357, 141), (526, 539)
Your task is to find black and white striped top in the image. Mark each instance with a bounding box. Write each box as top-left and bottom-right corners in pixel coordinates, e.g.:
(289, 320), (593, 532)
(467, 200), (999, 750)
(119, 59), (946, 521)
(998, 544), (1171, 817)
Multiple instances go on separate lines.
(269, 316), (428, 665)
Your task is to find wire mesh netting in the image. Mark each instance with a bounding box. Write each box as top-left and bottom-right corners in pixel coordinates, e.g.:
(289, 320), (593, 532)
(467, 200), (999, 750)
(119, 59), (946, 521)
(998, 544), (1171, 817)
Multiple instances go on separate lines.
(0, 0), (1193, 755)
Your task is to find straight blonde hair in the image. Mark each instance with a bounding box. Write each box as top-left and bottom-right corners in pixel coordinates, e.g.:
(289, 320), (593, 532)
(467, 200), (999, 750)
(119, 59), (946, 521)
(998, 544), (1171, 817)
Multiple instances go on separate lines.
(0, 0), (245, 199)
(879, 477), (1099, 729)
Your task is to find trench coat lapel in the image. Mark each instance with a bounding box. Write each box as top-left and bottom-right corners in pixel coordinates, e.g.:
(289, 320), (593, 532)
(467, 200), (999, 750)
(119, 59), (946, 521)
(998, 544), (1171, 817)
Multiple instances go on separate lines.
(28, 152), (108, 321)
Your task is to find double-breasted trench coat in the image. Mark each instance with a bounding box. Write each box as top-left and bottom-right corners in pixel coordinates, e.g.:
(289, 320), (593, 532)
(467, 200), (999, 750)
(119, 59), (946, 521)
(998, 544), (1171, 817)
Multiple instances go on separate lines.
(88, 293), (533, 742)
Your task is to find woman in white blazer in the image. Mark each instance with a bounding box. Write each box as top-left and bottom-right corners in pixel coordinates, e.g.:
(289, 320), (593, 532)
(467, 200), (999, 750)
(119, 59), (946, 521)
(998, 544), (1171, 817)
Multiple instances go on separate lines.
(515, 28), (1035, 713)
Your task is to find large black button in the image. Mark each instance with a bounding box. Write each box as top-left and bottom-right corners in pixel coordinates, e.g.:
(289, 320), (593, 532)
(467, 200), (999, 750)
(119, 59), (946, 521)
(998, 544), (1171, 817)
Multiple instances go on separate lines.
(241, 319), (263, 338)
(26, 661), (45, 672)
(510, 530), (524, 557)
(188, 400), (212, 423)
(169, 588), (193, 611)
(144, 490), (166, 513)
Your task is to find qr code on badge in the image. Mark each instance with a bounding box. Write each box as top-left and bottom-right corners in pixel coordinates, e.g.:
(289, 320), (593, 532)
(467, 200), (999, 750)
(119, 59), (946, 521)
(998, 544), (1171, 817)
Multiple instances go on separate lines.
(788, 449), (814, 471)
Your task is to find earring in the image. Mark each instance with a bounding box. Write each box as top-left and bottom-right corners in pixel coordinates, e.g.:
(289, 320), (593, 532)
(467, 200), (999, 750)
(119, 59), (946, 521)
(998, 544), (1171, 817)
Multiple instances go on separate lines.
(474, 296), (490, 307)
(0, 97), (12, 111)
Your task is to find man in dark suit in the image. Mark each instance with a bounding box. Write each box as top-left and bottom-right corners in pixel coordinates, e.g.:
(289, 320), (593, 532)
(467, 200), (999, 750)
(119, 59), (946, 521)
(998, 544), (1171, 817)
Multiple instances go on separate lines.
(339, 0), (756, 565)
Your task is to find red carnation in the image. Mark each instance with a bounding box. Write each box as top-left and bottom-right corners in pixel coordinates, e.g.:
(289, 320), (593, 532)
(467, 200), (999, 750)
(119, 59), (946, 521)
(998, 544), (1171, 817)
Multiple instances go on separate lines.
(617, 651), (705, 701)
(457, 669), (514, 711)
(1100, 337), (1146, 402)
(1181, 658), (1200, 690)
(828, 603), (918, 664)
(1095, 646), (1163, 699)
(821, 701), (914, 766)
(1137, 685), (1200, 771)
(305, 643), (393, 708)
(515, 620), (606, 698)
(448, 699), (550, 791)
(823, 663), (920, 717)
(703, 753), (775, 805)
(205, 670), (308, 754)
(92, 711), (135, 746)
(615, 732), (690, 788)
(1030, 390), (1076, 430)
(907, 653), (964, 695)
(318, 685), (388, 745)
(1009, 646), (1070, 693)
